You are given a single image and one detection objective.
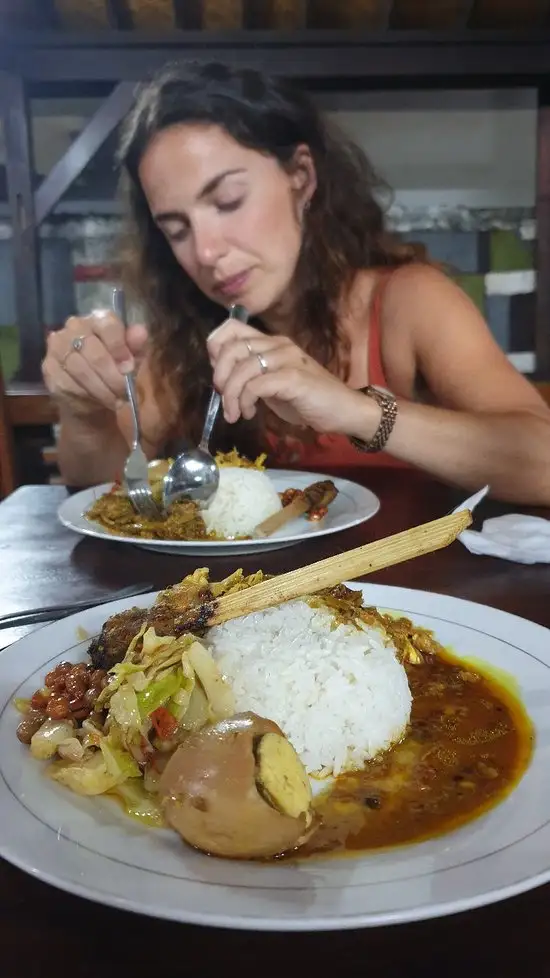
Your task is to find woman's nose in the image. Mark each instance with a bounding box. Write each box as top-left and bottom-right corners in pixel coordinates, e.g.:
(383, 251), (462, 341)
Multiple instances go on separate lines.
(193, 221), (227, 267)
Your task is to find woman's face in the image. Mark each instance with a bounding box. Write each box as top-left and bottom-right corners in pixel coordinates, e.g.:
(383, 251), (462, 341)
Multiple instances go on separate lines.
(138, 123), (314, 317)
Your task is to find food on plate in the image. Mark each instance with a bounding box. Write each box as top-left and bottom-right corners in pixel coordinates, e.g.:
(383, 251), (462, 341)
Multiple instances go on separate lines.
(298, 642), (533, 858)
(14, 569), (533, 860)
(159, 712), (314, 858)
(84, 449), (338, 542)
(200, 464), (282, 538)
(203, 597), (412, 776)
(86, 491), (208, 541)
(16, 661), (109, 745)
(256, 480), (338, 536)
(88, 608), (148, 671)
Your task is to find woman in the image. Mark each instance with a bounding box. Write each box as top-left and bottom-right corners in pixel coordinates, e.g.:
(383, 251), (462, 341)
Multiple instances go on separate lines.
(43, 60), (550, 503)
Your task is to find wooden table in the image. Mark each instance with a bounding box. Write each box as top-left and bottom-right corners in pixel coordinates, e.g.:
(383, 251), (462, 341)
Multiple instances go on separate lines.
(1, 469), (550, 978)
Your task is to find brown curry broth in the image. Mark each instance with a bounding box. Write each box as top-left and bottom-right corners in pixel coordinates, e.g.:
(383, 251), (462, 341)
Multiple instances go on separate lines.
(296, 647), (533, 860)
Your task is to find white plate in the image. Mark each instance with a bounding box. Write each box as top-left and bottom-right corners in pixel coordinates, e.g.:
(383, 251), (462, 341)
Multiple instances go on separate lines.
(57, 469), (380, 555)
(1, 583), (549, 931)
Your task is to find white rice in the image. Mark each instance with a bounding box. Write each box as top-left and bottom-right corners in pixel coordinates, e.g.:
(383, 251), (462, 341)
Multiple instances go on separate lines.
(200, 466), (282, 538)
(205, 599), (411, 777)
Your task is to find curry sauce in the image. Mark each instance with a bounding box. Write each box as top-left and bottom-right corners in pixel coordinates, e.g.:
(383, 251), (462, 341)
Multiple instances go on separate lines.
(296, 646), (533, 860)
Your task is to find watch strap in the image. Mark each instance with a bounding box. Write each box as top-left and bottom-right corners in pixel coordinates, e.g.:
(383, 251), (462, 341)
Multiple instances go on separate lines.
(349, 385), (398, 454)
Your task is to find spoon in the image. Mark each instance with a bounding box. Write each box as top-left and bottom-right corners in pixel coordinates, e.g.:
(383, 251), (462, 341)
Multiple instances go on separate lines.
(162, 303), (249, 508)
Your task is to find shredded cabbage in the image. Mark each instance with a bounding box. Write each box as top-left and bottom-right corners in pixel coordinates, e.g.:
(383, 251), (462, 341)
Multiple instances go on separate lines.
(49, 753), (120, 796)
(187, 641), (235, 718)
(30, 719), (75, 760)
(109, 781), (165, 827)
(180, 684), (210, 731)
(136, 671), (180, 717)
(57, 737), (85, 762)
(95, 661), (148, 709)
(141, 626), (175, 661)
(167, 666), (195, 722)
(21, 569), (241, 822)
(109, 685), (141, 733)
(99, 737), (141, 780)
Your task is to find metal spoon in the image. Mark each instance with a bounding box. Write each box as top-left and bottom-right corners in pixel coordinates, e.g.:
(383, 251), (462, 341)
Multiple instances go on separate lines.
(162, 304), (249, 507)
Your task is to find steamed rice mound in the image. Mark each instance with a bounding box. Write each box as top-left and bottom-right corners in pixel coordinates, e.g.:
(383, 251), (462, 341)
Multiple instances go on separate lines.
(200, 466), (282, 538)
(205, 600), (412, 777)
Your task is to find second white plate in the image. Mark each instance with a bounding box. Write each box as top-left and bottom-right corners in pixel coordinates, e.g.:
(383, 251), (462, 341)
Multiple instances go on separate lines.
(57, 469), (381, 555)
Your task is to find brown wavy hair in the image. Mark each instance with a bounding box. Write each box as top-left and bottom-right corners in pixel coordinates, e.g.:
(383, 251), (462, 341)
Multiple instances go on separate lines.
(117, 60), (420, 456)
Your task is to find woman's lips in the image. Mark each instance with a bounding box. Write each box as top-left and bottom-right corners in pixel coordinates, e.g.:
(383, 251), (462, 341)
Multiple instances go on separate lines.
(215, 270), (250, 298)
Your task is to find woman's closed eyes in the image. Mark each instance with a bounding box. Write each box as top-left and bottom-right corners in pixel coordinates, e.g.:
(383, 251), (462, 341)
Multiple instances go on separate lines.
(216, 197), (244, 213)
(160, 197), (245, 243)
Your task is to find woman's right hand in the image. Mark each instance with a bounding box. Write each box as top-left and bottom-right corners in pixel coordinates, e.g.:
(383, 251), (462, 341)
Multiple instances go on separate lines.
(42, 311), (149, 418)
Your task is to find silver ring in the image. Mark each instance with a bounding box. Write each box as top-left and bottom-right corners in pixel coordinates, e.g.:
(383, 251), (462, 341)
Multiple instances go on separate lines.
(256, 353), (268, 374)
(245, 340), (253, 355)
(72, 335), (86, 353)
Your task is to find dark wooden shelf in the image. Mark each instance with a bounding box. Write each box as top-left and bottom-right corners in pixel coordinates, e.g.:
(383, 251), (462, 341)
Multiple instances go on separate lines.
(5, 383), (59, 428)
(2, 28), (550, 82)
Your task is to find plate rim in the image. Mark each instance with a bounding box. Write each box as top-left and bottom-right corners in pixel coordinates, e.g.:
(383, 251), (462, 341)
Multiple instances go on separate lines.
(1, 582), (550, 931)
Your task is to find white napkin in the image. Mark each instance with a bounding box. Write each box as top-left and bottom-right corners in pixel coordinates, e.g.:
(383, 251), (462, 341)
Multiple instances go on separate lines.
(459, 513), (550, 564)
(450, 485), (550, 563)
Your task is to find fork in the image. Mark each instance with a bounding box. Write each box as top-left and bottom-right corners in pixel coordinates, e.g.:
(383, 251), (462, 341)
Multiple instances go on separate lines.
(112, 288), (162, 521)
(0, 582), (155, 630)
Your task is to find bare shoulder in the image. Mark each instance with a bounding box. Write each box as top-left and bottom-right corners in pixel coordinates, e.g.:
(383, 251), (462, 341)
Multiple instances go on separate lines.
(380, 261), (500, 356)
(369, 264), (458, 392)
(378, 262), (548, 416)
(381, 263), (470, 325)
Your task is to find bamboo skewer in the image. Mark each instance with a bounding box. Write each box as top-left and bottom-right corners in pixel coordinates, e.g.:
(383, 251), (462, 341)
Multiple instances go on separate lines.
(208, 508), (473, 627)
(254, 479), (339, 538)
(255, 495), (309, 537)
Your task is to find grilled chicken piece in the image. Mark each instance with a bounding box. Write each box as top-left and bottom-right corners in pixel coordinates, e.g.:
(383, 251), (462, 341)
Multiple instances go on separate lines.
(146, 578), (215, 637)
(302, 479), (338, 512)
(88, 570), (266, 672)
(87, 607), (148, 670)
(87, 581), (215, 671)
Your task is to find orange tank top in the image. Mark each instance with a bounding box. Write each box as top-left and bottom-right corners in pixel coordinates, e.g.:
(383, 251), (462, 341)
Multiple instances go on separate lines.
(269, 272), (407, 470)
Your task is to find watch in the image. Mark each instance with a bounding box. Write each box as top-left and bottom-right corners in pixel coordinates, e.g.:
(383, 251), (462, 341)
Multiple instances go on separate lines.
(348, 385), (398, 454)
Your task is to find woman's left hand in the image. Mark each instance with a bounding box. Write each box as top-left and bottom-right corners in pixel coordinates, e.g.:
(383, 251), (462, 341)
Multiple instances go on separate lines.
(207, 318), (364, 434)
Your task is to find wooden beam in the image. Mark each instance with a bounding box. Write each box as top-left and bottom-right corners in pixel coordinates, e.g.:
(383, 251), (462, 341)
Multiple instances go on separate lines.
(2, 25), (550, 45)
(242, 1), (307, 28)
(202, 0), (243, 29)
(106, 0), (134, 30)
(242, 0), (267, 28)
(387, 0), (479, 30)
(273, 0), (307, 28)
(5, 383), (59, 428)
(34, 81), (136, 226)
(36, 0), (61, 29)
(127, 0), (176, 28)
(0, 72), (43, 383)
(3, 29), (550, 82)
(173, 0), (202, 28)
(457, 0), (478, 28)
(535, 86), (550, 377)
(378, 0), (395, 29)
